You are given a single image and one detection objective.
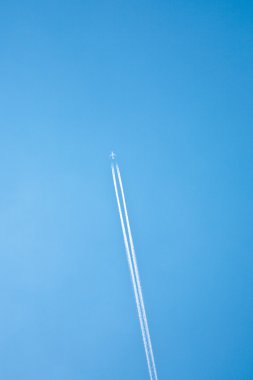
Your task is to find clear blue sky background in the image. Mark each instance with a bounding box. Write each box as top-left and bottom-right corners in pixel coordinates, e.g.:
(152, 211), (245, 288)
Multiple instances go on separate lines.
(0, 1), (252, 379)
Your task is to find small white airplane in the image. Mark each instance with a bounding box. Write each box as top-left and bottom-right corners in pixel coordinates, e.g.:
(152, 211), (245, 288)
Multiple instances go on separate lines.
(110, 151), (116, 160)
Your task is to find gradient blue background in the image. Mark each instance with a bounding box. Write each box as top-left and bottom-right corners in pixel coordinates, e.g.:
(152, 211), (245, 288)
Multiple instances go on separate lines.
(0, 1), (253, 379)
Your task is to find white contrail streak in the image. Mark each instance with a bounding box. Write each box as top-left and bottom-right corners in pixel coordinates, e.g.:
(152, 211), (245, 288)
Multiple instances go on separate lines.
(111, 164), (154, 380)
(116, 164), (158, 380)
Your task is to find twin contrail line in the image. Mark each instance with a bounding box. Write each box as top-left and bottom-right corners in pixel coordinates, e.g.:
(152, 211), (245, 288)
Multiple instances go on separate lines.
(111, 162), (158, 380)
(116, 164), (158, 380)
(111, 164), (153, 379)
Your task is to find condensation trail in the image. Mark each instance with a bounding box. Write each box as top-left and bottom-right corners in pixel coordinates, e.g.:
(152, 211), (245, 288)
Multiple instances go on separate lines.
(111, 164), (154, 380)
(116, 164), (158, 380)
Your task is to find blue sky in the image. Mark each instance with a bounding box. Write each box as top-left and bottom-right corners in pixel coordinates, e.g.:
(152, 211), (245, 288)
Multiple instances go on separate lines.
(0, 1), (253, 379)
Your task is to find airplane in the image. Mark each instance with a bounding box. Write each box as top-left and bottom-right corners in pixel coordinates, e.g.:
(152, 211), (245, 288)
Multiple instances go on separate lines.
(110, 151), (116, 160)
